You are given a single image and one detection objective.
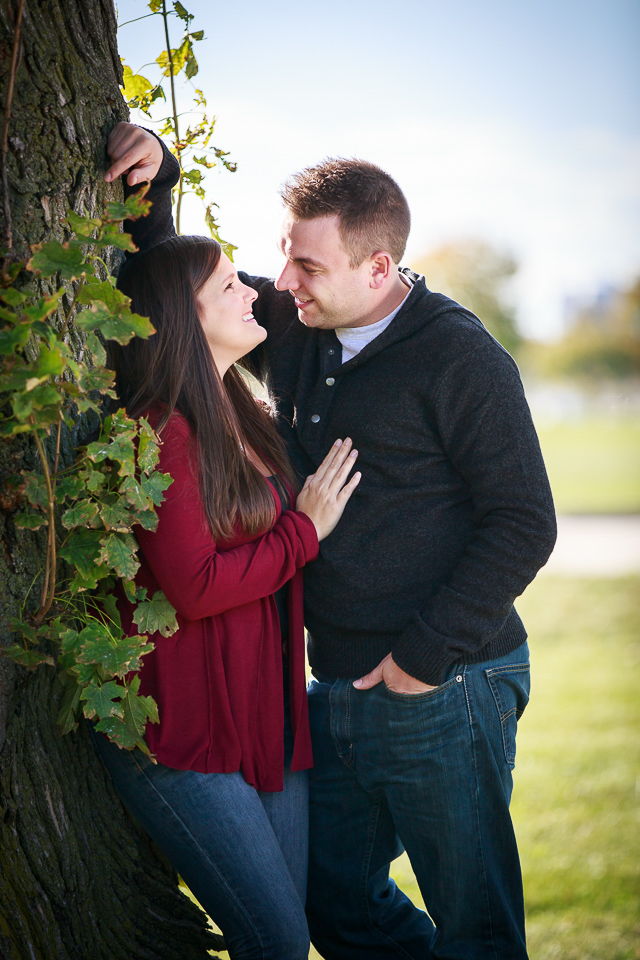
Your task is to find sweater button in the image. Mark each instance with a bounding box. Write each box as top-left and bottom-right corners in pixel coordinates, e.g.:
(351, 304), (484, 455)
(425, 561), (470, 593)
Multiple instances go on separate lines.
(327, 348), (335, 355)
(311, 414), (320, 423)
(326, 377), (335, 386)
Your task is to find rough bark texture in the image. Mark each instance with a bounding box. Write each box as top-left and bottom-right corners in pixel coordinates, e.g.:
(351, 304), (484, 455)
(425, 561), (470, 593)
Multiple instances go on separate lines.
(0, 2), (220, 957)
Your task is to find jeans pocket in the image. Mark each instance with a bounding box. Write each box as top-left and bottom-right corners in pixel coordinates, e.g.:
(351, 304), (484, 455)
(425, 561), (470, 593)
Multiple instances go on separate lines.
(381, 674), (461, 702)
(484, 662), (530, 769)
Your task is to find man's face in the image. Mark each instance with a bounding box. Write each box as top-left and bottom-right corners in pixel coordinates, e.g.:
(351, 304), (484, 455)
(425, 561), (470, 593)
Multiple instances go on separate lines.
(275, 214), (375, 329)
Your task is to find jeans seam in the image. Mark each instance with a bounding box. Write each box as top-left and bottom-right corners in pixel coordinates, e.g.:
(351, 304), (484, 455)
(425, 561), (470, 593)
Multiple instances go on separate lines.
(361, 799), (416, 960)
(135, 763), (264, 952)
(462, 665), (499, 960)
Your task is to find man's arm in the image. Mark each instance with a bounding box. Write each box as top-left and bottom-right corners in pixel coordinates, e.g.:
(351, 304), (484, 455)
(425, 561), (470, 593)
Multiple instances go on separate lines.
(357, 338), (556, 692)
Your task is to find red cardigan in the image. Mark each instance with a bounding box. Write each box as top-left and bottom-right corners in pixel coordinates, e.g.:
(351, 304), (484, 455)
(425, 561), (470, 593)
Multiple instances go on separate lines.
(118, 411), (319, 791)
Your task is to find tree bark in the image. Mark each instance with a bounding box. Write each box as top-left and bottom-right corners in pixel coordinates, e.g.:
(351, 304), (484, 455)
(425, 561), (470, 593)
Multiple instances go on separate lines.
(0, 3), (220, 956)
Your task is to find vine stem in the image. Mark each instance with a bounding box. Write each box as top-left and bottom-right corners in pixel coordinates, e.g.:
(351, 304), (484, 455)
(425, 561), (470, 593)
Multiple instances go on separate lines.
(31, 421), (57, 622)
(162, 0), (183, 234)
(58, 276), (85, 342)
(1, 0), (26, 269)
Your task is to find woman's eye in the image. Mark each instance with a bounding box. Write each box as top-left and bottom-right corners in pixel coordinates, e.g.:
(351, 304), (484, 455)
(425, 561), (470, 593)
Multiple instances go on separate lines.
(226, 282), (234, 291)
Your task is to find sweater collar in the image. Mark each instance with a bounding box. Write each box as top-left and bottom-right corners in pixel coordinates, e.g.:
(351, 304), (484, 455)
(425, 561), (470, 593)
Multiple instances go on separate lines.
(318, 270), (458, 374)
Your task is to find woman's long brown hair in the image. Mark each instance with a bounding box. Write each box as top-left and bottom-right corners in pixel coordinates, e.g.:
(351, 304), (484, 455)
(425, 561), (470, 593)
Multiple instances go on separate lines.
(111, 235), (298, 542)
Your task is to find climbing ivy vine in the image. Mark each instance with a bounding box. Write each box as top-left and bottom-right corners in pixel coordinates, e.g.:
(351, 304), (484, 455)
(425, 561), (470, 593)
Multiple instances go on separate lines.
(0, 192), (178, 757)
(119, 0), (237, 255)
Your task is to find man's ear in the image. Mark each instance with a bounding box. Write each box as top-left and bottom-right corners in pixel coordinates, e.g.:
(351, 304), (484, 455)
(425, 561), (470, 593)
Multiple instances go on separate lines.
(369, 252), (393, 290)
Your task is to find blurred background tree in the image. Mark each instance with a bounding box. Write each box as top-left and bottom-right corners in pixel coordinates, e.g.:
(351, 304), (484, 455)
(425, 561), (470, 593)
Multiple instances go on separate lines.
(413, 238), (522, 356)
(523, 276), (640, 381)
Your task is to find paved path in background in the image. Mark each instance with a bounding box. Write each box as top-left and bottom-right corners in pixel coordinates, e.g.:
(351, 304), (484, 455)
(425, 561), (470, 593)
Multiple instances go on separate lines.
(541, 515), (640, 576)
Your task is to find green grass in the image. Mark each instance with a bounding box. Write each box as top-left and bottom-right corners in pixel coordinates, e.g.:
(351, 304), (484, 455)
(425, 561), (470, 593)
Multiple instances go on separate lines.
(535, 417), (640, 514)
(185, 576), (640, 959)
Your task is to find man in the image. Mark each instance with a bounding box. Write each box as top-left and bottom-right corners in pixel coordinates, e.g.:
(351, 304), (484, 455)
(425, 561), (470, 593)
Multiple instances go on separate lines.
(106, 126), (557, 959)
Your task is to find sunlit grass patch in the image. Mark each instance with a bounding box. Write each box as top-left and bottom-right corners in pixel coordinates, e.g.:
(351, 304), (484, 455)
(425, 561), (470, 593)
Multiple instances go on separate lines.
(535, 418), (640, 514)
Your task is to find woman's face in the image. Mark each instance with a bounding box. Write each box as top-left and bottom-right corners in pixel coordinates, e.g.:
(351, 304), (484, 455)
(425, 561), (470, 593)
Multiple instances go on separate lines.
(196, 253), (265, 375)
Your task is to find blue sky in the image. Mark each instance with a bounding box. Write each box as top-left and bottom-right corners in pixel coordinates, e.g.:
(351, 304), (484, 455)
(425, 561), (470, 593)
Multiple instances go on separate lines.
(116, 0), (640, 339)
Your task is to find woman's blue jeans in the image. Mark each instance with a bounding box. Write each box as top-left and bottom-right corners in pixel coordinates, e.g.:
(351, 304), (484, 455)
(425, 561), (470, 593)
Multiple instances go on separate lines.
(306, 642), (531, 960)
(89, 712), (310, 960)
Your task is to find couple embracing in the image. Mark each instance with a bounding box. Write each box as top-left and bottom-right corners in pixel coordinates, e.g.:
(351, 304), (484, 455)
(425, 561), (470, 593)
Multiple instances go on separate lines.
(90, 122), (556, 960)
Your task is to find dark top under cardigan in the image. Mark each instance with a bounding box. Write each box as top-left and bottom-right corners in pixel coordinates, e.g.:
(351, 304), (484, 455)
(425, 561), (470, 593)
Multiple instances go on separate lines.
(123, 141), (557, 687)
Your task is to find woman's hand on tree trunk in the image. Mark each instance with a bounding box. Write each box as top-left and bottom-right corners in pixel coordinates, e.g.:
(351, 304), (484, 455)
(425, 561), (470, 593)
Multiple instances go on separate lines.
(295, 438), (361, 541)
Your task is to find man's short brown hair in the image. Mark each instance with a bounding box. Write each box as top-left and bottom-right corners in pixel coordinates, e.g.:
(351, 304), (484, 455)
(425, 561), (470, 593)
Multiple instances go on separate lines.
(280, 158), (411, 268)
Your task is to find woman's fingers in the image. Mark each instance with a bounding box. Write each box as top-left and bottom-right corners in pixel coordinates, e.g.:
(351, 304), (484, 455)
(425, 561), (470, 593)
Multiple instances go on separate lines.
(313, 438), (351, 483)
(326, 448), (358, 494)
(338, 469), (361, 503)
(104, 124), (163, 185)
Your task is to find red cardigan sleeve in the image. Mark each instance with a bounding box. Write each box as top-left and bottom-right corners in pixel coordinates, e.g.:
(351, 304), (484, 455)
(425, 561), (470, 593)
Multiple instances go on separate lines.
(135, 413), (319, 620)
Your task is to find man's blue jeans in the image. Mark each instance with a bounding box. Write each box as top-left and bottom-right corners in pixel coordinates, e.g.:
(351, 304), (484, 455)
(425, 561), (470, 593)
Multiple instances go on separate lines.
(306, 642), (531, 960)
(89, 713), (309, 960)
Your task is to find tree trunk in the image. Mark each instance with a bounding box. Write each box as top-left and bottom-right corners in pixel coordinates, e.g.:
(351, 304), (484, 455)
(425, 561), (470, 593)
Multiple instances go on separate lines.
(0, 3), (220, 956)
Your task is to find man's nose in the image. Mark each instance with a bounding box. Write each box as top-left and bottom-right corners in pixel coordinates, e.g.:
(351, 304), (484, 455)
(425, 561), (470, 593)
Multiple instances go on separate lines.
(274, 261), (298, 292)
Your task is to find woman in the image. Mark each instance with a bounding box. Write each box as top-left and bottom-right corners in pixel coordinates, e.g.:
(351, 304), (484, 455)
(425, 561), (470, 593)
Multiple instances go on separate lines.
(92, 127), (360, 960)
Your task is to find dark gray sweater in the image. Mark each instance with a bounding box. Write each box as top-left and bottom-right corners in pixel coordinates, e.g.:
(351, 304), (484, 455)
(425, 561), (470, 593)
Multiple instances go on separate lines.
(124, 143), (557, 686)
(243, 275), (557, 685)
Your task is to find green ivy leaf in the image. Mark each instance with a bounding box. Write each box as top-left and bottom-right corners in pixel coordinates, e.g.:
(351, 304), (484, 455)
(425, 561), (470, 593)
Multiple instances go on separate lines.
(185, 52), (199, 80)
(98, 591), (123, 634)
(23, 473), (49, 509)
(98, 533), (140, 580)
(81, 680), (126, 720)
(94, 223), (138, 253)
(0, 287), (28, 306)
(99, 500), (133, 532)
(76, 277), (130, 311)
(103, 189), (152, 223)
(14, 512), (47, 530)
(65, 210), (102, 239)
(22, 290), (64, 324)
(55, 475), (85, 502)
(141, 471), (173, 506)
(87, 434), (136, 475)
(0, 645), (54, 669)
(61, 500), (99, 529)
(132, 590), (179, 638)
(56, 672), (83, 735)
(85, 331), (106, 366)
(78, 366), (115, 394)
(59, 528), (103, 574)
(77, 627), (153, 678)
(81, 468), (106, 493)
(95, 674), (159, 753)
(137, 428), (160, 474)
(134, 509), (158, 531)
(8, 618), (39, 644)
(173, 1), (192, 22)
(120, 475), (152, 510)
(0, 323), (32, 355)
(74, 301), (155, 345)
(27, 240), (86, 281)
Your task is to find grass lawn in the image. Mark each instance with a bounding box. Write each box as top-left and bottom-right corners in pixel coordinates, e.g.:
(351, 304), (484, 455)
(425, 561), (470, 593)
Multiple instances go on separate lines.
(534, 417), (640, 514)
(188, 576), (639, 959)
